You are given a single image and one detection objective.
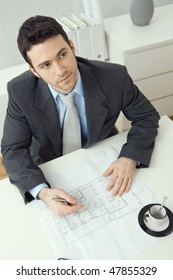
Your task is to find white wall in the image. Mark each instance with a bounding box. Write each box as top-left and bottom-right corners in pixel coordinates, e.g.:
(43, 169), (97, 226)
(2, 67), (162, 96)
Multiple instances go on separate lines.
(1, 0), (173, 69)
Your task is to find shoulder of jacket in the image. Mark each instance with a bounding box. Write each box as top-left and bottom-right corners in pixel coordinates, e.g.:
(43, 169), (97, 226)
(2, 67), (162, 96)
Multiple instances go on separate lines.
(77, 56), (126, 73)
(8, 70), (37, 86)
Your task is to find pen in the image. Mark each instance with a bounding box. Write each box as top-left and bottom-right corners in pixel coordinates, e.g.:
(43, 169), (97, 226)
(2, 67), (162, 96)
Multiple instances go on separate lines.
(51, 197), (69, 205)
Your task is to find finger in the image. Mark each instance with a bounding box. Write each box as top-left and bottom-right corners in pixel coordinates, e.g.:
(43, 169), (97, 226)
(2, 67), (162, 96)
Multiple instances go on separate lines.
(103, 164), (114, 177)
(63, 193), (77, 205)
(116, 175), (134, 196)
(55, 189), (77, 204)
(116, 177), (129, 196)
(124, 176), (133, 193)
(123, 169), (136, 194)
(106, 174), (118, 191)
(69, 204), (84, 212)
(111, 176), (124, 196)
(56, 203), (84, 216)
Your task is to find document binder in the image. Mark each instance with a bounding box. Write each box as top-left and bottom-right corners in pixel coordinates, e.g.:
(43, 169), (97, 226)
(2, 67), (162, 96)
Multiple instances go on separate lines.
(60, 16), (78, 30)
(58, 13), (106, 61)
(67, 14), (87, 29)
(56, 18), (79, 55)
(65, 14), (92, 60)
(80, 13), (105, 61)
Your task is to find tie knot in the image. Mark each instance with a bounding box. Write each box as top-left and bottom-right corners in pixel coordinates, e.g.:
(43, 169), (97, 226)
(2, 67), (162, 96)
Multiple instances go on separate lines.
(59, 92), (75, 108)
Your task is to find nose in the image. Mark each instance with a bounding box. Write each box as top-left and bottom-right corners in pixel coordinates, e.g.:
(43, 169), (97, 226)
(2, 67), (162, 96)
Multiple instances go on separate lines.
(53, 61), (65, 76)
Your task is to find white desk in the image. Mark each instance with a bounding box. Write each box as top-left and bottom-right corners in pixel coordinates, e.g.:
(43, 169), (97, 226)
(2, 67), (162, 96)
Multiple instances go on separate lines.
(0, 115), (173, 260)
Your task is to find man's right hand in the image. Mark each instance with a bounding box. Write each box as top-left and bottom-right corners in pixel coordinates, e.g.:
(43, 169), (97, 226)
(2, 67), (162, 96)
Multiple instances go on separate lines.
(38, 187), (84, 216)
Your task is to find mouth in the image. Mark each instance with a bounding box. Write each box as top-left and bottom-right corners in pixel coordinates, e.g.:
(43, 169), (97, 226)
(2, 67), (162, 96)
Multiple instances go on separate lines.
(58, 73), (71, 84)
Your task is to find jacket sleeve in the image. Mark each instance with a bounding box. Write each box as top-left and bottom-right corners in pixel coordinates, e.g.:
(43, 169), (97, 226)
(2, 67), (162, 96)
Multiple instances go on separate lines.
(1, 81), (49, 203)
(118, 66), (160, 167)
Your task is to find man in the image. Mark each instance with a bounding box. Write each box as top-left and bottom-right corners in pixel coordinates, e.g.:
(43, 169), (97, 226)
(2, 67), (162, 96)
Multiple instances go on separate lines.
(1, 15), (160, 216)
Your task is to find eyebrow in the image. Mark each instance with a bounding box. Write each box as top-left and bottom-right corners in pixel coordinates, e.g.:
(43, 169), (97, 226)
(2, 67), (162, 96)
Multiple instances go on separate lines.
(37, 47), (67, 68)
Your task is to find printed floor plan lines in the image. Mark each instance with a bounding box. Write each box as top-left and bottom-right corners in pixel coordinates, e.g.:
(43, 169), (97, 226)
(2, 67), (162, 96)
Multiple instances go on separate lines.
(33, 148), (159, 259)
(51, 177), (143, 245)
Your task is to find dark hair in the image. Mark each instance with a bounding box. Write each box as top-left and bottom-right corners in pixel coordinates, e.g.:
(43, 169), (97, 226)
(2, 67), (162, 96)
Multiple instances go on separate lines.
(17, 15), (70, 66)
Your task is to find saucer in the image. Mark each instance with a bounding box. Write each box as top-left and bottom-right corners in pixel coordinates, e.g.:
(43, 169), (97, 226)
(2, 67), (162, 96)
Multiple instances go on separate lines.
(143, 210), (169, 232)
(138, 204), (173, 237)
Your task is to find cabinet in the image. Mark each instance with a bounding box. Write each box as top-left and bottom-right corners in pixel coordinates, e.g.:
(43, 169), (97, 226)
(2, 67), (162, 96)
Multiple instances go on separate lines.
(104, 4), (173, 131)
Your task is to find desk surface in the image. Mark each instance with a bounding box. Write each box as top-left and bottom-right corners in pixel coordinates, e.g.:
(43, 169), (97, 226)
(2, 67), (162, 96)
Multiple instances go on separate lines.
(0, 115), (173, 260)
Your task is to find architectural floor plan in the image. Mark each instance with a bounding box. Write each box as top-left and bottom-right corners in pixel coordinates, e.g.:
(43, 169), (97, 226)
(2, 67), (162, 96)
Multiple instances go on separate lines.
(34, 148), (158, 259)
(39, 176), (143, 245)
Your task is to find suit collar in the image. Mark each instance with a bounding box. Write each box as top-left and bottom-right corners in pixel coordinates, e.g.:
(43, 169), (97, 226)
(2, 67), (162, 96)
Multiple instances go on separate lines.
(34, 78), (62, 154)
(78, 61), (108, 146)
(35, 78), (51, 110)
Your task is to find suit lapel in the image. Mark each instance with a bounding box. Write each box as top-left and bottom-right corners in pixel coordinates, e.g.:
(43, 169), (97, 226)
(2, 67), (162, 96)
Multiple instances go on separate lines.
(79, 63), (108, 147)
(35, 79), (62, 151)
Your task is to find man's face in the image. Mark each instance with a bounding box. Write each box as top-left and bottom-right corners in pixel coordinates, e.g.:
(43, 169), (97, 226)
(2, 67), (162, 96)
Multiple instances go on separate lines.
(28, 35), (78, 94)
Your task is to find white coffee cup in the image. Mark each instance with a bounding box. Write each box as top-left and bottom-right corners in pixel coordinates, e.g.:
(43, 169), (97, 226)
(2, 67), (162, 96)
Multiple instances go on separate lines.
(144, 204), (167, 227)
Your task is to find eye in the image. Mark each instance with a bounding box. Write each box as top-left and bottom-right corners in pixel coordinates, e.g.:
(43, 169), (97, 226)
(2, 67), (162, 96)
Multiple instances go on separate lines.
(41, 62), (50, 69)
(59, 51), (67, 58)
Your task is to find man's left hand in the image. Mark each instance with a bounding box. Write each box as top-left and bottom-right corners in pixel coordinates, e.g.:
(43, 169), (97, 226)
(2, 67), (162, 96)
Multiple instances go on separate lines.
(103, 157), (137, 196)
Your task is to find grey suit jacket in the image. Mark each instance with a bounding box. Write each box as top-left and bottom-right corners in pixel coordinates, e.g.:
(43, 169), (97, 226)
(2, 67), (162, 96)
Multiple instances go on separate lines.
(1, 57), (160, 202)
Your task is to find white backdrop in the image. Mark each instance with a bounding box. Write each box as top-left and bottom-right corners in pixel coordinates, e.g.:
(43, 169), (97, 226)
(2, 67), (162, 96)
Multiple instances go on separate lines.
(0, 0), (173, 69)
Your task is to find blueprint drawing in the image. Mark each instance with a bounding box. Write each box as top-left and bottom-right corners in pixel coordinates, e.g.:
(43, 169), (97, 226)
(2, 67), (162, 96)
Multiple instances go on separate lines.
(46, 177), (143, 245)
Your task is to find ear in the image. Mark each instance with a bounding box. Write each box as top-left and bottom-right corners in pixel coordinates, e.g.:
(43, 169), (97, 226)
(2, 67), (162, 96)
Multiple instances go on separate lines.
(29, 65), (40, 78)
(69, 40), (76, 55)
